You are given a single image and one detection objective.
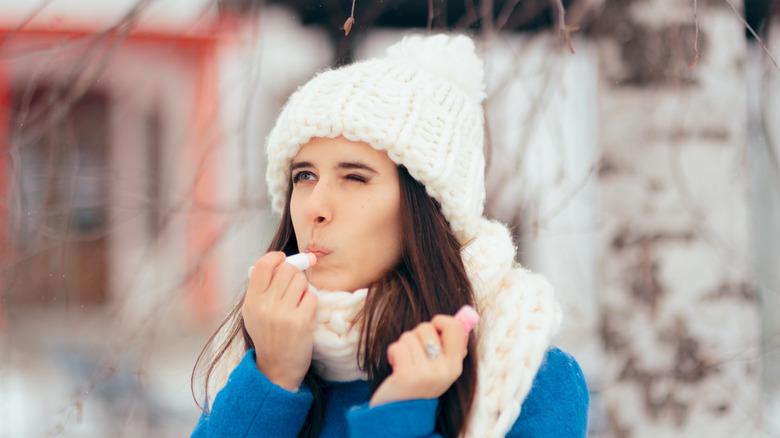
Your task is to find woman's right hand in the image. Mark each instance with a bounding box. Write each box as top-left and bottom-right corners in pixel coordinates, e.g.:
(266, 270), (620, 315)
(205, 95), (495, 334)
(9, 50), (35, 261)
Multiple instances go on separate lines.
(242, 251), (318, 392)
(369, 315), (469, 407)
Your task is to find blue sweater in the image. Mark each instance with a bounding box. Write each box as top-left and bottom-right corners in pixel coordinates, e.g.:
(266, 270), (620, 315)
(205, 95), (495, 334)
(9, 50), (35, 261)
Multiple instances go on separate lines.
(192, 347), (588, 437)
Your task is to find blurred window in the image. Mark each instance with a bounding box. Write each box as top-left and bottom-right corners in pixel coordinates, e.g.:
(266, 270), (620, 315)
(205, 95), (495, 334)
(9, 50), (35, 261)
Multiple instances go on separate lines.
(5, 86), (110, 307)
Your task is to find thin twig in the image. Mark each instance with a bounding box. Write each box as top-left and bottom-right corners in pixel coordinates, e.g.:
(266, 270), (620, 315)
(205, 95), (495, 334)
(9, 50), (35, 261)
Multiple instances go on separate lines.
(481, 0), (494, 35)
(427, 0), (434, 34)
(688, 0), (700, 67)
(0, 0), (55, 50)
(13, 0), (151, 149)
(537, 159), (603, 228)
(343, 0), (356, 36)
(759, 101), (780, 188)
(455, 0), (480, 29)
(722, 0), (780, 73)
(553, 0), (579, 54)
(495, 0), (521, 31)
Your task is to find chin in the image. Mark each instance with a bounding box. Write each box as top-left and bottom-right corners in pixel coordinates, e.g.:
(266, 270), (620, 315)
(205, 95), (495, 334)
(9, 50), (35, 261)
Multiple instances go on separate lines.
(308, 274), (341, 292)
(307, 268), (368, 292)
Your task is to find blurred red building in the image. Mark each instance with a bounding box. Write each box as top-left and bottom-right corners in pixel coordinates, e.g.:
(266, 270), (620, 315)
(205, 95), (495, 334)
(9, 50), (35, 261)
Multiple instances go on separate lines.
(0, 2), (230, 324)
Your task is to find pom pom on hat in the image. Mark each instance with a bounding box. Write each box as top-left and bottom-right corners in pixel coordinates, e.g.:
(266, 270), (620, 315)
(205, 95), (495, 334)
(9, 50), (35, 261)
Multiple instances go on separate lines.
(385, 34), (486, 104)
(265, 33), (487, 243)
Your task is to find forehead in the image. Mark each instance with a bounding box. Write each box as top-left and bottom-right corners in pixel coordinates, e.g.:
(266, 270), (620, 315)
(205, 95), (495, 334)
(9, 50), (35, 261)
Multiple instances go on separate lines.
(292, 136), (394, 167)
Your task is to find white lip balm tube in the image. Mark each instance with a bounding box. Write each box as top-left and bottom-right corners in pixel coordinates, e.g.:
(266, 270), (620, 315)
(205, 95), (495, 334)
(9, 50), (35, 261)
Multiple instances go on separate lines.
(248, 253), (317, 279)
(284, 252), (316, 271)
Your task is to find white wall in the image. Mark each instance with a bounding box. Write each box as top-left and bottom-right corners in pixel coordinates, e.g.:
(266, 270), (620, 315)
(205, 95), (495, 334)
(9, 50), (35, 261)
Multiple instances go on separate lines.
(750, 18), (780, 435)
(595, 8), (761, 437)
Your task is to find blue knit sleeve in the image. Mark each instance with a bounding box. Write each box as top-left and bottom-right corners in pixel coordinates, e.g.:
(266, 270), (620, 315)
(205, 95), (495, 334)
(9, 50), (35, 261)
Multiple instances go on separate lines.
(508, 347), (589, 437)
(191, 349), (314, 438)
(347, 398), (441, 438)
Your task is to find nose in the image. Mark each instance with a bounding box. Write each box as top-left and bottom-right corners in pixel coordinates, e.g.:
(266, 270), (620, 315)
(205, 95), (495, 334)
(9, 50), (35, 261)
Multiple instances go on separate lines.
(302, 179), (333, 225)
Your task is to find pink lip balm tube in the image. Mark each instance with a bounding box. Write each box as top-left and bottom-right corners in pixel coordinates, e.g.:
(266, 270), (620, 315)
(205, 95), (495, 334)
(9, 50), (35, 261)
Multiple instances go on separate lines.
(247, 253), (317, 279)
(454, 305), (480, 333)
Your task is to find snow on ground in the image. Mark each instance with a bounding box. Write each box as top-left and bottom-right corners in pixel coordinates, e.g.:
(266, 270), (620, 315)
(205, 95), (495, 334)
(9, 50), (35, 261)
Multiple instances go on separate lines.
(0, 309), (210, 437)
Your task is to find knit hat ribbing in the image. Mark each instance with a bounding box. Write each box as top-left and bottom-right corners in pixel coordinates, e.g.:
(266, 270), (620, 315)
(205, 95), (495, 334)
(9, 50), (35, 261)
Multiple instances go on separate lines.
(265, 34), (487, 243)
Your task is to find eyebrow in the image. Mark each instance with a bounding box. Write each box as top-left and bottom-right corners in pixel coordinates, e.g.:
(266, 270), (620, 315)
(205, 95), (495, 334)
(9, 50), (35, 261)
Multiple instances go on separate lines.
(290, 160), (379, 174)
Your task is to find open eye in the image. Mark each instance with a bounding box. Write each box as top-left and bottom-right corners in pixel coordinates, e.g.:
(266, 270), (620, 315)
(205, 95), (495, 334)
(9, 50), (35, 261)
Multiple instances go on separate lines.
(292, 171), (316, 183)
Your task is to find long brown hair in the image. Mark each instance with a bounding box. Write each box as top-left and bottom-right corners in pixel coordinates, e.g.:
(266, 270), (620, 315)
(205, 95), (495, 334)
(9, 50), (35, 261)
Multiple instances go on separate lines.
(192, 166), (478, 437)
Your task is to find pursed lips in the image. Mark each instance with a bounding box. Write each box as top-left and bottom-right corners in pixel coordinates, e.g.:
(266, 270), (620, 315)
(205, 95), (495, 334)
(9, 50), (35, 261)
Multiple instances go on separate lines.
(305, 245), (331, 259)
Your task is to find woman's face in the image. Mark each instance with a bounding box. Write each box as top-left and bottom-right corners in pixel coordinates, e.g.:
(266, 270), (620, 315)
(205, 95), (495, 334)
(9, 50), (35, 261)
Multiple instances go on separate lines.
(289, 136), (403, 292)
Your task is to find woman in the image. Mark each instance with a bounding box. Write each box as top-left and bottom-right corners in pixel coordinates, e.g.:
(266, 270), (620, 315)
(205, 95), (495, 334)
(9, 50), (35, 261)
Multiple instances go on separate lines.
(192, 34), (588, 437)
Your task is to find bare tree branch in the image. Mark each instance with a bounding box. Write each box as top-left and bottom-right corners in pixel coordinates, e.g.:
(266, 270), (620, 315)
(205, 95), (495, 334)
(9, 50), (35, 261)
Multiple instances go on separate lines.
(343, 0), (356, 35)
(722, 0), (780, 73)
(427, 0), (434, 34)
(481, 0), (494, 35)
(0, 0), (55, 50)
(553, 0), (579, 54)
(495, 0), (522, 31)
(688, 0), (700, 67)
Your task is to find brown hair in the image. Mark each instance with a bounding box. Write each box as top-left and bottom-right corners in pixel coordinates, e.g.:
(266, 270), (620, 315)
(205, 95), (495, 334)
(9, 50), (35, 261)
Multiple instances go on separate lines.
(192, 166), (477, 437)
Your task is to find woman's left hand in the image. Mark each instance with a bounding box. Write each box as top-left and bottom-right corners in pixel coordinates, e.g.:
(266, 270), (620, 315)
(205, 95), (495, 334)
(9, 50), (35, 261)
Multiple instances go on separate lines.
(369, 315), (469, 407)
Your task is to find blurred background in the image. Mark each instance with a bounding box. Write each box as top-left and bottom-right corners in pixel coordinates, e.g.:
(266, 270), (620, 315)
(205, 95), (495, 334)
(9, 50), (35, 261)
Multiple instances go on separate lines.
(0, 0), (778, 437)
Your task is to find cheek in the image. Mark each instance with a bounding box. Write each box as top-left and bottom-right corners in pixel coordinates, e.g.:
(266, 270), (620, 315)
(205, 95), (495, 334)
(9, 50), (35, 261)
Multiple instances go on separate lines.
(289, 196), (306, 242)
(373, 200), (403, 264)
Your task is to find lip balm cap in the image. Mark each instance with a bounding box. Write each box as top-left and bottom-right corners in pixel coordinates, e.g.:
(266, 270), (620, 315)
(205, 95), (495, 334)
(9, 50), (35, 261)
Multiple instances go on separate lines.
(454, 305), (480, 333)
(285, 252), (316, 271)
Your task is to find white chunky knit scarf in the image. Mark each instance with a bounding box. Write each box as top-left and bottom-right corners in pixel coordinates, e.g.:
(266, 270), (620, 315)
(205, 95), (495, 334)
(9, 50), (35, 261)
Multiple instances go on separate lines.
(209, 219), (560, 437)
(460, 219), (562, 437)
(308, 287), (368, 382)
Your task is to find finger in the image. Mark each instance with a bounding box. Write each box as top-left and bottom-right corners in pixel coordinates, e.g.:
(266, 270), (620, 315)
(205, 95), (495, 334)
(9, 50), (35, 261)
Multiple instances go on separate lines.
(266, 262), (300, 299)
(397, 331), (426, 365)
(281, 271), (309, 307)
(432, 315), (469, 359)
(298, 289), (318, 320)
(248, 252), (287, 292)
(387, 337), (414, 369)
(413, 322), (442, 361)
(386, 341), (400, 368)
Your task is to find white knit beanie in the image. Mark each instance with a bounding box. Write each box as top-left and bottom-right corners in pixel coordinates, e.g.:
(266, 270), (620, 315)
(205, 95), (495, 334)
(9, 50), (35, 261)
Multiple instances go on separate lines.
(265, 33), (487, 244)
